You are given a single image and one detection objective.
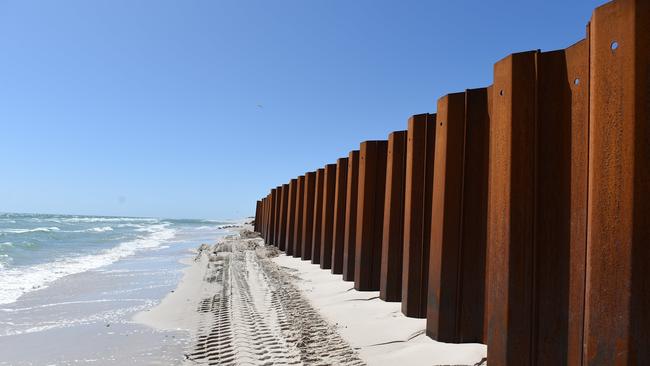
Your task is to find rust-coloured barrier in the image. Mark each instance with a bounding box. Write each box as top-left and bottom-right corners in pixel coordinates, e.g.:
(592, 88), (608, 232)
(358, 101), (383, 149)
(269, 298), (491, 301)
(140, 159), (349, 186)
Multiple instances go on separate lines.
(320, 164), (337, 269)
(331, 157), (349, 274)
(287, 175), (305, 257)
(311, 168), (325, 264)
(284, 179), (298, 252)
(584, 1), (649, 364)
(427, 89), (490, 343)
(402, 113), (437, 318)
(301, 172), (316, 260)
(342, 150), (360, 282)
(354, 141), (388, 291)
(380, 131), (407, 302)
(251, 2), (649, 364)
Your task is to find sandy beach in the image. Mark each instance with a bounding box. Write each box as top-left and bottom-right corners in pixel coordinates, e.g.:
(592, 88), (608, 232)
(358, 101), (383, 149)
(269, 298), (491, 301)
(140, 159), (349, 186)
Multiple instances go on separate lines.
(135, 223), (486, 365)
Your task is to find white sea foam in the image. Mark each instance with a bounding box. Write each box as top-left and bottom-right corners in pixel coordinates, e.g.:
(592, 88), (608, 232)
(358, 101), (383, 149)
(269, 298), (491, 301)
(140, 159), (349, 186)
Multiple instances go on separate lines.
(1, 227), (60, 234)
(57, 217), (158, 224)
(0, 300), (157, 336)
(0, 224), (176, 305)
(66, 226), (114, 233)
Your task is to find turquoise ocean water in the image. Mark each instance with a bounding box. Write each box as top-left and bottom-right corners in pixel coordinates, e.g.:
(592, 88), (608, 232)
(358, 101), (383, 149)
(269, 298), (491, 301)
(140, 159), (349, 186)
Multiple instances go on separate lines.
(0, 213), (225, 305)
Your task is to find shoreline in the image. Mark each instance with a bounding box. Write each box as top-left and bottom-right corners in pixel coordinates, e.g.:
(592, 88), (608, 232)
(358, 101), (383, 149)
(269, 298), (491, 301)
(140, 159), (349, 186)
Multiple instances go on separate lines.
(0, 219), (231, 366)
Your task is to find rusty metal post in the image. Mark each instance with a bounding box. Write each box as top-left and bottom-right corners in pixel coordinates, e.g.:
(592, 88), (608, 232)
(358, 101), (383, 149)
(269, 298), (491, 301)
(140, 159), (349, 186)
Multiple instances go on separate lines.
(267, 190), (275, 244)
(584, 1), (650, 364)
(429, 93), (466, 341)
(262, 195), (267, 242)
(257, 198), (264, 234)
(274, 186), (283, 246)
(380, 131), (407, 302)
(267, 193), (272, 242)
(311, 168), (325, 264)
(301, 172), (316, 260)
(331, 157), (349, 274)
(486, 51), (537, 366)
(354, 140), (388, 291)
(427, 88), (491, 344)
(271, 188), (279, 246)
(320, 164), (337, 269)
(402, 113), (437, 318)
(343, 150), (360, 282)
(273, 186), (284, 247)
(486, 44), (590, 364)
(262, 197), (266, 238)
(279, 184), (289, 249)
(274, 186), (282, 246)
(290, 176), (305, 257)
(534, 43), (589, 366)
(284, 178), (298, 252)
(254, 200), (261, 232)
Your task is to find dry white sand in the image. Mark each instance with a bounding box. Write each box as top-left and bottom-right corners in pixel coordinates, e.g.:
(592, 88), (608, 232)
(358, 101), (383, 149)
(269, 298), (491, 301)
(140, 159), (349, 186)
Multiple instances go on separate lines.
(273, 255), (487, 366)
(136, 223), (486, 365)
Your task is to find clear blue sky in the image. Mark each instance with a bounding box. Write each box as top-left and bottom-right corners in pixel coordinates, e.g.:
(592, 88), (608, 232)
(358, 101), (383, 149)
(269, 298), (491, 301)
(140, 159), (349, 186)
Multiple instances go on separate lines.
(0, 0), (604, 220)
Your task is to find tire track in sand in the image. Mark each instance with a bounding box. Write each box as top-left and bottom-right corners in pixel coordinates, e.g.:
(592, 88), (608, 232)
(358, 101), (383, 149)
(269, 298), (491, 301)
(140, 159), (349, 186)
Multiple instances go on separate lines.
(185, 234), (365, 366)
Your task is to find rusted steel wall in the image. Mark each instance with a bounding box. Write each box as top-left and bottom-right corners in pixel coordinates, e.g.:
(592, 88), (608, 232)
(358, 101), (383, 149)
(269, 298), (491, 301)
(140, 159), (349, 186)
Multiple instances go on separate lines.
(311, 168), (325, 264)
(427, 89), (490, 344)
(402, 113), (437, 318)
(301, 172), (316, 260)
(343, 150), (360, 282)
(584, 1), (649, 365)
(251, 2), (649, 363)
(331, 158), (349, 274)
(354, 141), (388, 291)
(320, 164), (337, 269)
(380, 130), (407, 302)
(284, 179), (298, 252)
(287, 175), (305, 257)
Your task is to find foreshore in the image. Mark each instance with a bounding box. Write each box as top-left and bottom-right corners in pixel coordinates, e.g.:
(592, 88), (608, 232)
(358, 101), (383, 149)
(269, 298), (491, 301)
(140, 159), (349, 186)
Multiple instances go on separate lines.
(137, 222), (486, 365)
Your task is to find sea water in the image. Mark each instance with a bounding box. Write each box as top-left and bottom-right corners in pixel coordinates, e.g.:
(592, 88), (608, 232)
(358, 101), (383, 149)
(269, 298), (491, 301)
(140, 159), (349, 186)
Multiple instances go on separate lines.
(0, 213), (229, 365)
